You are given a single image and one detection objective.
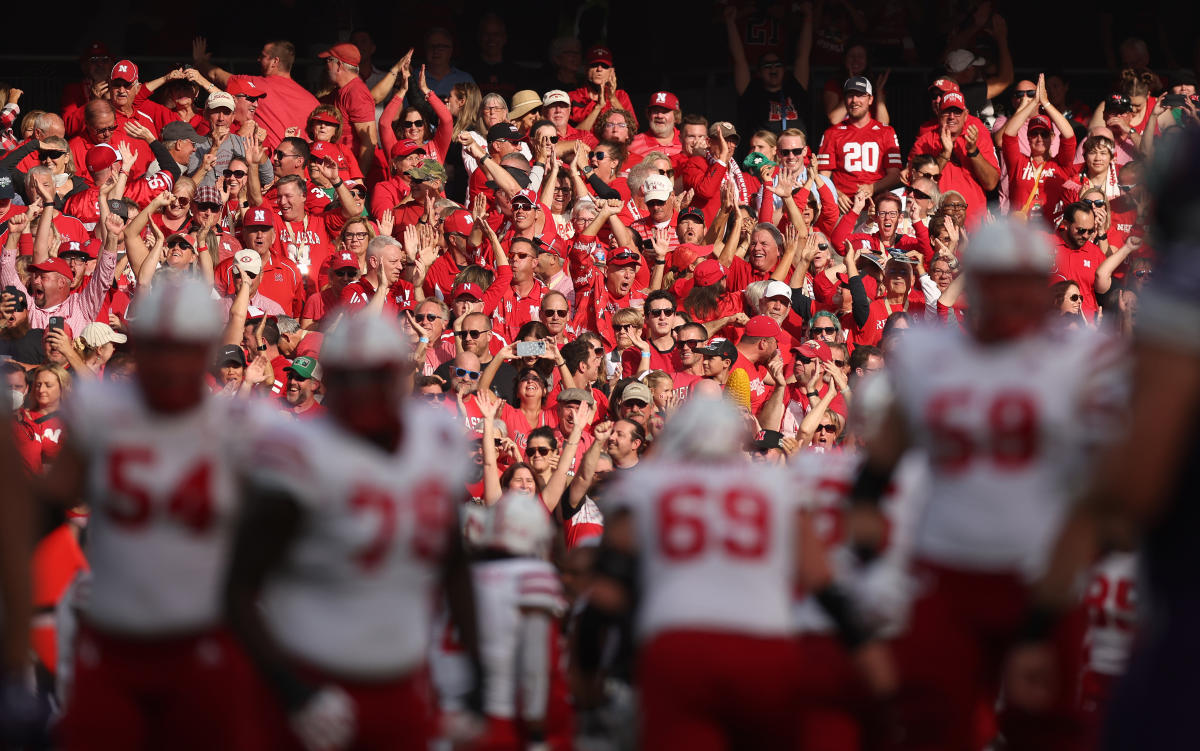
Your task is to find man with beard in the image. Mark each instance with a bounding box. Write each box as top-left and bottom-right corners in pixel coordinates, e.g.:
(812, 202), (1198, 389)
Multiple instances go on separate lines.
(628, 92), (682, 162)
(908, 91), (1000, 228)
(0, 287), (44, 365)
(817, 77), (902, 208)
(436, 311), (515, 404)
(282, 356), (324, 419)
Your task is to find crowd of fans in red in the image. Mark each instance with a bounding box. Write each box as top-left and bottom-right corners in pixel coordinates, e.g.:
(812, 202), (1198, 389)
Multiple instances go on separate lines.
(0, 4), (1196, 749)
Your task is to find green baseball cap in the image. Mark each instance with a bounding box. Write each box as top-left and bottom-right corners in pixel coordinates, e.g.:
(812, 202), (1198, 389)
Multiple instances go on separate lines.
(404, 158), (447, 184)
(285, 356), (322, 381)
(741, 151), (777, 174)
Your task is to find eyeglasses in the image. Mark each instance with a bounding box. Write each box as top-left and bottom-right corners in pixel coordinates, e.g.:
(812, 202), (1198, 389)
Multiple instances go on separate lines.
(286, 371), (309, 382)
(605, 122), (629, 130)
(678, 339), (704, 349)
(456, 329), (491, 338)
(1083, 198), (1106, 208)
(344, 231), (369, 241)
(413, 313), (442, 323)
(454, 367), (481, 380)
(779, 148), (804, 156)
(61, 255), (88, 265)
(815, 424), (838, 433)
(526, 445), (552, 457)
(942, 202), (967, 211)
(1134, 269), (1153, 278)
(795, 354), (813, 365)
(223, 169), (247, 178)
(93, 125), (118, 136)
(1014, 90), (1037, 98)
(876, 210), (900, 218)
(589, 151), (607, 161)
(38, 150), (66, 160)
(333, 268), (359, 278)
(648, 308), (674, 318)
(511, 201), (534, 211)
(1067, 294), (1082, 302)
(542, 308), (568, 318)
(274, 151), (300, 160)
(811, 326), (838, 335)
(196, 202), (221, 212)
(483, 105), (507, 113)
(760, 62), (784, 71)
(403, 119), (425, 129)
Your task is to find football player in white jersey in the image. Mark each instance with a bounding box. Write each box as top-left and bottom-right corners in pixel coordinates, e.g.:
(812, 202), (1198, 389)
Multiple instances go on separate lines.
(41, 279), (266, 751)
(223, 311), (482, 751)
(469, 491), (571, 751)
(1078, 548), (1137, 746)
(593, 394), (894, 750)
(846, 219), (1128, 751)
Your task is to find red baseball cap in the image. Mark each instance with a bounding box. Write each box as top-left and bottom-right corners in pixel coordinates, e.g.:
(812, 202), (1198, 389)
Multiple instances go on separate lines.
(309, 141), (337, 163)
(309, 110), (341, 126)
(928, 77), (960, 94)
(794, 338), (832, 363)
(940, 91), (967, 112)
(671, 243), (713, 272)
(57, 239), (95, 258)
(648, 91), (679, 110)
(30, 257), (73, 279)
(81, 41), (110, 61)
(1027, 115), (1053, 133)
(54, 215), (88, 244)
(509, 188), (538, 207)
(331, 251), (358, 271)
(243, 207), (275, 229)
(693, 258), (724, 286)
(444, 209), (475, 236)
(226, 77), (264, 98)
(744, 315), (782, 339)
(389, 139), (425, 159)
(319, 43), (361, 67)
(85, 144), (121, 174)
(451, 282), (483, 301)
(587, 46), (613, 66)
(110, 60), (139, 82)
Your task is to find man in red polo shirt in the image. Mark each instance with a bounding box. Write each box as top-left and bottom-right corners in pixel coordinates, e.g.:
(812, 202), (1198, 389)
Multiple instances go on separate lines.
(572, 248), (646, 349)
(319, 43), (378, 176)
(816, 76), (902, 205)
(493, 237), (547, 341)
(341, 236), (420, 314)
(628, 92), (682, 161)
(720, 222), (787, 293)
(732, 315), (783, 414)
(909, 91), (1000, 228)
(66, 100), (153, 187)
(543, 90), (597, 151)
(1051, 201), (1109, 321)
(62, 60), (173, 140)
(214, 207), (305, 317)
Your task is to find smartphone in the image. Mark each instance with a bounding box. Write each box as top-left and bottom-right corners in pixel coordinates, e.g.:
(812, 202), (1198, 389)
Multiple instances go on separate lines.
(48, 316), (65, 331)
(515, 340), (546, 358)
(1, 285), (25, 312)
(1163, 94), (1189, 109)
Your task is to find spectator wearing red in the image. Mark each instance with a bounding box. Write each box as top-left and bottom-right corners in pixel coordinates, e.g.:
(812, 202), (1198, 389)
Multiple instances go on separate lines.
(318, 44), (379, 176)
(721, 222), (789, 293)
(302, 251), (360, 327)
(371, 140), (424, 219)
(493, 237), (547, 342)
(1051, 202), (1110, 321)
(62, 60), (173, 141)
(258, 138), (331, 217)
(281, 356), (325, 419)
(572, 248), (646, 349)
(816, 76), (902, 204)
(1001, 75), (1077, 222)
(629, 175), (679, 251)
(679, 259), (745, 332)
(909, 91), (1000, 228)
(193, 39), (321, 152)
(304, 106), (362, 181)
(215, 207), (304, 317)
(378, 63), (454, 168)
(14, 364), (70, 473)
(389, 159), (446, 235)
(543, 90), (598, 151)
(679, 123), (738, 226)
(830, 192), (931, 264)
(66, 101), (154, 189)
(628, 92), (682, 161)
(569, 46), (637, 132)
(621, 291), (682, 377)
(732, 314), (782, 414)
(340, 235), (420, 315)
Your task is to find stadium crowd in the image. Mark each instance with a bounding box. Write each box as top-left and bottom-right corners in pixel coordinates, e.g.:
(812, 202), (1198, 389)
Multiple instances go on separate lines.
(0, 4), (1198, 750)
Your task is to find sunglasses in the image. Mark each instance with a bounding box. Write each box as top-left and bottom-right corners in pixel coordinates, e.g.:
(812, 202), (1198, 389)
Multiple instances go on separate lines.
(413, 313), (441, 323)
(546, 134), (560, 143)
(542, 308), (568, 318)
(614, 323), (635, 332)
(1074, 226), (1096, 235)
(456, 329), (491, 338)
(811, 326), (838, 335)
(657, 168), (675, 176)
(333, 268), (359, 278)
(39, 150), (66, 160)
(589, 151), (607, 160)
(93, 125), (118, 135)
(1134, 269), (1152, 278)
(1083, 198), (1105, 208)
(286, 371), (309, 381)
(918, 171), (941, 182)
(454, 367), (481, 380)
(223, 169), (247, 179)
(817, 243), (830, 250)
(648, 308), (674, 318)
(403, 119), (425, 128)
(1014, 90), (1037, 98)
(240, 94), (265, 102)
(167, 240), (194, 250)
(678, 339), (704, 348)
(526, 445), (552, 457)
(195, 202), (221, 212)
(1067, 294), (1082, 302)
(1118, 184), (1134, 193)
(511, 252), (533, 261)
(592, 347), (605, 356)
(832, 359), (846, 367)
(816, 424), (838, 433)
(274, 151), (300, 160)
(590, 62), (612, 69)
(231, 268), (258, 280)
(610, 250), (640, 263)
(779, 148), (805, 156)
(172, 196), (191, 207)
(907, 187), (932, 201)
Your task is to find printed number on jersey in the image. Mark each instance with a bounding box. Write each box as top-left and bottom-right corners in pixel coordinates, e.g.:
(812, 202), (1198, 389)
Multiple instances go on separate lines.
(927, 389), (1038, 472)
(843, 142), (879, 172)
(658, 483), (770, 560)
(349, 479), (450, 570)
(106, 447), (214, 532)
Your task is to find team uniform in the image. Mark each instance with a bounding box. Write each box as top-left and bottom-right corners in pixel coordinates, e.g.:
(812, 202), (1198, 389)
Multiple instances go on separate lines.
(245, 400), (471, 749)
(816, 119), (902, 198)
(605, 458), (806, 750)
(1079, 551), (1137, 745)
(57, 380), (271, 751)
(885, 323), (1128, 750)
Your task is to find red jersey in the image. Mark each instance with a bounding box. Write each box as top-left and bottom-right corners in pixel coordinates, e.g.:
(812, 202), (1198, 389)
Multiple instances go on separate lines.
(339, 276), (417, 315)
(226, 74), (320, 151)
(276, 213), (338, 290)
(62, 170), (173, 230)
(493, 280), (548, 343)
(816, 119), (902, 196)
(628, 130), (682, 161)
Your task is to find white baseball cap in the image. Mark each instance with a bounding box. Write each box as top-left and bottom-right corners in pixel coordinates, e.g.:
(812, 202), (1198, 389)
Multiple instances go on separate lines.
(234, 249), (262, 276)
(945, 49), (986, 74)
(641, 174), (672, 202)
(128, 278), (222, 343)
(321, 311), (410, 369)
(79, 322), (128, 348)
(763, 280), (792, 301)
(542, 90), (570, 107)
(965, 217), (1053, 275)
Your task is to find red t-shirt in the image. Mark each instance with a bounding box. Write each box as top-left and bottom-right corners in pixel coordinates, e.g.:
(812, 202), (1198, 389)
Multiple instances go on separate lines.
(227, 74), (320, 151)
(1001, 133), (1076, 219)
(909, 128), (1000, 228)
(334, 77), (377, 154)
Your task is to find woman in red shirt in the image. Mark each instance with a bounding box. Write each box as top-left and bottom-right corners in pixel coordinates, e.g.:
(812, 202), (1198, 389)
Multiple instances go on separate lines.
(1001, 74), (1076, 222)
(15, 364), (70, 474)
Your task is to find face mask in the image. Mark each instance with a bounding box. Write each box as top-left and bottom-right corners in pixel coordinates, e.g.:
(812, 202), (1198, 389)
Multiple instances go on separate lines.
(9, 388), (23, 411)
(53, 172), (70, 187)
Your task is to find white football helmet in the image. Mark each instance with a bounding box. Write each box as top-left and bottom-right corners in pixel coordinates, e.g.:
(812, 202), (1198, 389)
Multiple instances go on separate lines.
(964, 217), (1054, 275)
(485, 491), (554, 558)
(127, 278), (221, 343)
(321, 311), (410, 369)
(654, 393), (749, 460)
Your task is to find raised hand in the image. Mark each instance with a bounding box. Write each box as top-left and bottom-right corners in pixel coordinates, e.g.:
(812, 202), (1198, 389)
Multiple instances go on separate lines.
(117, 141), (136, 167)
(417, 65), (431, 96)
(378, 210), (395, 239)
(5, 211), (30, 235)
(592, 420), (613, 442)
(965, 124), (979, 151)
(476, 388), (503, 420)
(192, 36), (212, 66)
(650, 226), (671, 263)
(403, 225), (421, 263)
(104, 212), (125, 236)
(124, 121), (155, 142)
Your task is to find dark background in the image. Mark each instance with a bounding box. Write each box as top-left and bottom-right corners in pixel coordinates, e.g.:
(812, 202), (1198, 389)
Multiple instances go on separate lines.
(2, 0), (1196, 150)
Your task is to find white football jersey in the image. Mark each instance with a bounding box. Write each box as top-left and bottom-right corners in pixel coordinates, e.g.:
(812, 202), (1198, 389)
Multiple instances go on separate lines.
(248, 401), (471, 678)
(888, 325), (1128, 579)
(605, 460), (803, 641)
(1083, 551), (1138, 676)
(474, 558), (565, 718)
(64, 380), (270, 635)
(790, 449), (928, 637)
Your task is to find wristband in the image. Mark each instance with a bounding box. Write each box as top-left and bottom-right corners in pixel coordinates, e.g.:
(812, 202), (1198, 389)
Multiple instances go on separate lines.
(653, 258), (665, 265)
(480, 152), (491, 161)
(641, 350), (651, 359)
(419, 336), (429, 343)
(1096, 233), (1108, 241)
(332, 179), (343, 188)
(966, 147), (980, 158)
(806, 390), (820, 398)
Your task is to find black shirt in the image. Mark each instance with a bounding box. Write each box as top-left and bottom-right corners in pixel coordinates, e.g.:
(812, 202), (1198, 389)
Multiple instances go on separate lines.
(0, 327), (46, 366)
(434, 357), (517, 404)
(738, 78), (811, 141)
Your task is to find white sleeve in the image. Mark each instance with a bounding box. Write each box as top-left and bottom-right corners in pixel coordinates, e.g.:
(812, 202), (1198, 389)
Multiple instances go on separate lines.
(515, 611), (552, 724)
(918, 273), (940, 318)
